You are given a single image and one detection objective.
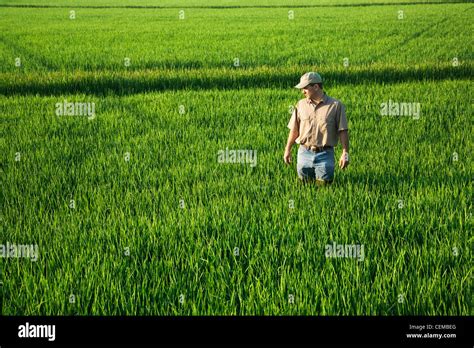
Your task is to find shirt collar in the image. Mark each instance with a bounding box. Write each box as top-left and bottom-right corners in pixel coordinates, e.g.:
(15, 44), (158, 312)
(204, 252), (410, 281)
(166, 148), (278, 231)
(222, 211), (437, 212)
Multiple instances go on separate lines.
(306, 93), (328, 106)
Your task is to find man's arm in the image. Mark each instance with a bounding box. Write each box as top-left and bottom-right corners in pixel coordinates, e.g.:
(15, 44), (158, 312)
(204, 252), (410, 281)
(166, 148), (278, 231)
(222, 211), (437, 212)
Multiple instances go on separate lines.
(338, 130), (349, 169)
(284, 128), (299, 165)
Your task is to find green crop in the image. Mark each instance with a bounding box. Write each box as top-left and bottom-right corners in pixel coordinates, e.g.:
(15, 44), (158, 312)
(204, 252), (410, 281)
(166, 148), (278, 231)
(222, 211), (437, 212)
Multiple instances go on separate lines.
(0, 0), (472, 315)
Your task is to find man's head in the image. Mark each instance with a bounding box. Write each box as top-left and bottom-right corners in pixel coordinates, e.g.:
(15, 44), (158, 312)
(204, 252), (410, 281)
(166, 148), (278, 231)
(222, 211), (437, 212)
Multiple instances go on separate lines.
(295, 72), (324, 100)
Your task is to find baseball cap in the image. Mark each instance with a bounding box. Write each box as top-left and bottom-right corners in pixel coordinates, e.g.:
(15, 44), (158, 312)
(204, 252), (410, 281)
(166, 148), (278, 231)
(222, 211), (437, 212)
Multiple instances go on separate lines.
(294, 72), (323, 89)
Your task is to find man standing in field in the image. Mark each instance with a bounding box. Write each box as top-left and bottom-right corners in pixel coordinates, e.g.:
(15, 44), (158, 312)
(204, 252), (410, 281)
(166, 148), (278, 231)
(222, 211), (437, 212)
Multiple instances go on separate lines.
(284, 72), (349, 184)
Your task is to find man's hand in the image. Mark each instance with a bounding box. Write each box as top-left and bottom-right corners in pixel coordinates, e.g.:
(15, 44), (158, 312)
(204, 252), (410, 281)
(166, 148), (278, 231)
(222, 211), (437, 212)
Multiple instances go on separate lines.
(284, 148), (292, 165)
(339, 150), (349, 169)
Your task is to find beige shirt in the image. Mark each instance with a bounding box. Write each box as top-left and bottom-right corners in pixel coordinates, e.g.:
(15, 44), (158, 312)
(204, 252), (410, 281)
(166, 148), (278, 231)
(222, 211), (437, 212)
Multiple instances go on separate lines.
(287, 94), (348, 147)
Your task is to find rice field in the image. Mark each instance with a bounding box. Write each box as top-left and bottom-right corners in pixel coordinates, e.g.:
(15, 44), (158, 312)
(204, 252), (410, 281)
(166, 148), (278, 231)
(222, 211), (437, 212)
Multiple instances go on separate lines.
(0, 0), (472, 315)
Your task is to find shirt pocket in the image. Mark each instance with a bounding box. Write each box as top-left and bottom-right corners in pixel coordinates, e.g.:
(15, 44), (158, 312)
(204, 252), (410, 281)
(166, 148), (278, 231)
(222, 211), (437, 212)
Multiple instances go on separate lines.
(317, 107), (335, 132)
(299, 112), (313, 131)
(300, 112), (311, 122)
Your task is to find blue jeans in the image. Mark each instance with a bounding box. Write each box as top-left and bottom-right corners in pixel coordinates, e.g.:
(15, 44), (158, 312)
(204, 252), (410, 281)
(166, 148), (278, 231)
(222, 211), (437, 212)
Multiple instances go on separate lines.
(297, 145), (335, 182)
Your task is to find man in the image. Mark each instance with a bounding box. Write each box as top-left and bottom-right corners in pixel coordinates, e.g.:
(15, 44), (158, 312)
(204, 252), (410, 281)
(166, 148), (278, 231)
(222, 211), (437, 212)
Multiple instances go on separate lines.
(284, 72), (349, 184)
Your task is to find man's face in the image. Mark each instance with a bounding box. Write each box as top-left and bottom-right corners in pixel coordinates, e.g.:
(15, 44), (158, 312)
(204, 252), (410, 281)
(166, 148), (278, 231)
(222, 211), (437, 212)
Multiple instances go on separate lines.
(302, 84), (319, 100)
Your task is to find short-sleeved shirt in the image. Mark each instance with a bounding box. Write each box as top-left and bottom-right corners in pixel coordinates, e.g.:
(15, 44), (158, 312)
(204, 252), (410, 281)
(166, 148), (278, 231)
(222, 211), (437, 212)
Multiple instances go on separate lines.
(287, 94), (348, 147)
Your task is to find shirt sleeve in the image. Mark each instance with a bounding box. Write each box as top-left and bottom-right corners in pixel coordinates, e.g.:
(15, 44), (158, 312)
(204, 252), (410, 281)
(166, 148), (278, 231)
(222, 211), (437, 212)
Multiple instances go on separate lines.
(287, 105), (299, 131)
(336, 102), (349, 131)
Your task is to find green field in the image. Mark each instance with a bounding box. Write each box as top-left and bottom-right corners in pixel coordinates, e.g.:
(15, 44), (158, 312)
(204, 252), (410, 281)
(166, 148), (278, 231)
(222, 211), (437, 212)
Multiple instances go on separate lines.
(0, 1), (472, 315)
